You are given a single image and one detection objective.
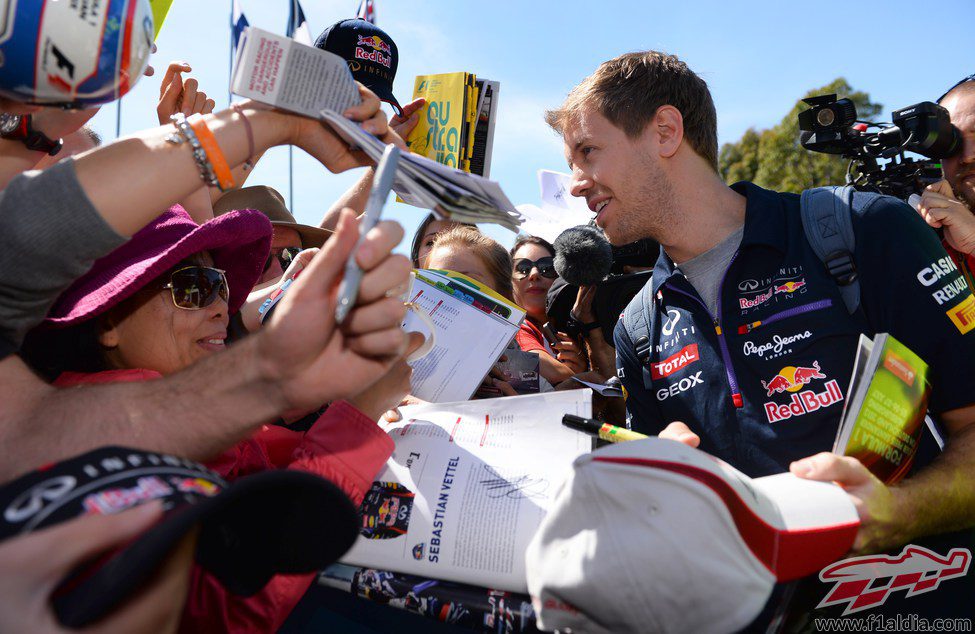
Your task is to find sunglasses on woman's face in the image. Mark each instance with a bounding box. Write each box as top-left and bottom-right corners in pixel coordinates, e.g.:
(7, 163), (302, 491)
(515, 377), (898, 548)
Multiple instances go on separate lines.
(512, 256), (558, 280)
(162, 266), (230, 310)
(264, 246), (302, 274)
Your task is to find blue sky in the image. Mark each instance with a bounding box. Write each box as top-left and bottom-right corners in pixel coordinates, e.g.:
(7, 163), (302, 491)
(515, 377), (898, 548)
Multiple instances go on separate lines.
(90, 0), (975, 252)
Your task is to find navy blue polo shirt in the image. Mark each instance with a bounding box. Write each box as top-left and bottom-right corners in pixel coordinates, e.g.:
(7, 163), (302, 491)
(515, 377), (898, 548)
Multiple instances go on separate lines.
(615, 181), (975, 478)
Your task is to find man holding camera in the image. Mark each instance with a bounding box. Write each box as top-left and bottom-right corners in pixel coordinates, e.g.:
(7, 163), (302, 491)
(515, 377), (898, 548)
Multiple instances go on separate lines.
(918, 77), (975, 286)
(547, 51), (975, 619)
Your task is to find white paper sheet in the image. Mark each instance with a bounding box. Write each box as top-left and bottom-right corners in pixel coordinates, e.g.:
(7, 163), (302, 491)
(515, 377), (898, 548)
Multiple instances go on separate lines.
(342, 391), (593, 592)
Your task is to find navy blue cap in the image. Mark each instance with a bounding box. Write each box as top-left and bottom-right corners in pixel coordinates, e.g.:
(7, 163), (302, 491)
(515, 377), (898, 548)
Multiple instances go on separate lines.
(315, 19), (403, 115)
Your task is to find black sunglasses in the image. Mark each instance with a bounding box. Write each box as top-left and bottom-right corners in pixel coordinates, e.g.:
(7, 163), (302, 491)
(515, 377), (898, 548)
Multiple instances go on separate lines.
(162, 266), (229, 310)
(513, 256), (558, 280)
(938, 73), (975, 104)
(264, 246), (302, 274)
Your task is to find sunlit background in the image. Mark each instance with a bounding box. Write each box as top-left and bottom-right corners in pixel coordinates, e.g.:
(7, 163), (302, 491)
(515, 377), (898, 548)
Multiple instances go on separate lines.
(88, 0), (975, 252)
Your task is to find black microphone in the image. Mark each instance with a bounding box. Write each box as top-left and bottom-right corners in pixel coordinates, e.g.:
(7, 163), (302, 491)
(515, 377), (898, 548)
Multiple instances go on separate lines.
(553, 225), (614, 286)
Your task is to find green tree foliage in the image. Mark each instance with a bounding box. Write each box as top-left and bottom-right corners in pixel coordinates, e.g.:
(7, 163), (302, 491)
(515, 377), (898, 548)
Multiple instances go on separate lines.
(718, 78), (882, 193)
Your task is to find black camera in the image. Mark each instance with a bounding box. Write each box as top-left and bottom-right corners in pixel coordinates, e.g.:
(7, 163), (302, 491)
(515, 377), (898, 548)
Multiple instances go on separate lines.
(798, 94), (961, 199)
(547, 226), (657, 343)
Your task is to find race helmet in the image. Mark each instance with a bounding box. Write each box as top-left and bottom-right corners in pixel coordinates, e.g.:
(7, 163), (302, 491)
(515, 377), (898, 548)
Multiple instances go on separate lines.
(0, 0), (153, 107)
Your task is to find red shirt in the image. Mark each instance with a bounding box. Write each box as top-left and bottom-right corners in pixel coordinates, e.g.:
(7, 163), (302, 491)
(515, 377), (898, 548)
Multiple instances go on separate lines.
(55, 370), (393, 634)
(515, 320), (555, 356)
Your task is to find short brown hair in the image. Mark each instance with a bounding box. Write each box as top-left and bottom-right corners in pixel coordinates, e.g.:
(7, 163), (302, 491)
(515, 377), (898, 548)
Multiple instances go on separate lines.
(429, 227), (514, 301)
(545, 51), (718, 170)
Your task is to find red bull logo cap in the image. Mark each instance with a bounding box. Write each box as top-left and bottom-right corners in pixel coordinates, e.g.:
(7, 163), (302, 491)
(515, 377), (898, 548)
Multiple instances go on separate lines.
(315, 18), (403, 116)
(525, 439), (860, 634)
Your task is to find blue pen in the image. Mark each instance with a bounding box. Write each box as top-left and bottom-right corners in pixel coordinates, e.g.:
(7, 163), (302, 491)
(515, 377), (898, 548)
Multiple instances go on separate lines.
(335, 144), (401, 324)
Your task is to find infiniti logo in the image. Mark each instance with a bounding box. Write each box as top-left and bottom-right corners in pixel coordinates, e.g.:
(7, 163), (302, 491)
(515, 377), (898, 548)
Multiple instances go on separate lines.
(662, 309), (681, 336)
(5, 476), (76, 523)
(738, 279), (759, 291)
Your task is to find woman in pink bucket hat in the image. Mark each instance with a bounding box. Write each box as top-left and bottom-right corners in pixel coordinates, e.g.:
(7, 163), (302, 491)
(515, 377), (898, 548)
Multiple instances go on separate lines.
(21, 205), (412, 632)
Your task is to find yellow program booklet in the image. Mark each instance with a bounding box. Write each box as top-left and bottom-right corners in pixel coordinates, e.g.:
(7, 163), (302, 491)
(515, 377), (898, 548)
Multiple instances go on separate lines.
(408, 73), (470, 170)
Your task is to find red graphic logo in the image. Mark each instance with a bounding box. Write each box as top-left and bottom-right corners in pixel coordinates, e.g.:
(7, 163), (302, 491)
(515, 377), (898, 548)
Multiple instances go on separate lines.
(354, 35), (392, 68)
(774, 279), (806, 294)
(739, 288), (773, 310)
(761, 361), (826, 396)
(818, 545), (971, 615)
(650, 344), (700, 380)
(762, 362), (843, 423)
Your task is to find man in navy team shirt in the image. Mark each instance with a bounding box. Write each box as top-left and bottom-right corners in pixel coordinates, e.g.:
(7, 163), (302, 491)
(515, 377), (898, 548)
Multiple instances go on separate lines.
(545, 50), (975, 617)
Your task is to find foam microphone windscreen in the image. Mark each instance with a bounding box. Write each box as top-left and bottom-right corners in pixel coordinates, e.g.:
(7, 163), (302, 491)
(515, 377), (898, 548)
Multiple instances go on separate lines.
(553, 225), (614, 286)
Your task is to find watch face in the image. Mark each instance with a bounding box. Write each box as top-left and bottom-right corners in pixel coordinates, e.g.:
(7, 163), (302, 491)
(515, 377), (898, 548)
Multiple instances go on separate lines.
(0, 114), (22, 135)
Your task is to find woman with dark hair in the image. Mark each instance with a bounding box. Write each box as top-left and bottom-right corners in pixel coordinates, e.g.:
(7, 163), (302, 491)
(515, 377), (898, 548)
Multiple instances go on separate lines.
(21, 205), (415, 633)
(509, 234), (588, 385)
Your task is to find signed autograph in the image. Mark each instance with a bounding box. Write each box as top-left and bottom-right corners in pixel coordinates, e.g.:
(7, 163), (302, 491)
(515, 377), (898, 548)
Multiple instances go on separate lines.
(479, 466), (549, 500)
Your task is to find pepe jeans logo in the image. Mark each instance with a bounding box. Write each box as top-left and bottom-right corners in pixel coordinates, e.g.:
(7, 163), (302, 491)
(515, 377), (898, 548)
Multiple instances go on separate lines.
(742, 331), (812, 360)
(818, 545), (971, 615)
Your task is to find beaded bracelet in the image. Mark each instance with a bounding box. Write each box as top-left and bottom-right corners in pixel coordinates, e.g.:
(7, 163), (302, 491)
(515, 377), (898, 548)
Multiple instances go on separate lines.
(165, 113), (221, 189)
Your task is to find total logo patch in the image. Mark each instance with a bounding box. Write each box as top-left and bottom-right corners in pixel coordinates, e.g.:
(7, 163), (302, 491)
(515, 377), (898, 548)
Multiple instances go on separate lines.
(650, 344), (700, 379)
(656, 371), (703, 401)
(947, 294), (975, 335)
(761, 361), (844, 423)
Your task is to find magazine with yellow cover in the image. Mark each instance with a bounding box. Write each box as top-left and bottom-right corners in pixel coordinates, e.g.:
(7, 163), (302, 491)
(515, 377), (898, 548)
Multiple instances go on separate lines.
(407, 72), (469, 170)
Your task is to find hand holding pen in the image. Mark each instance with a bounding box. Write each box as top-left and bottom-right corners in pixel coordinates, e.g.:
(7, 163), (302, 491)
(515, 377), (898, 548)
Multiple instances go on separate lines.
(335, 144), (402, 324)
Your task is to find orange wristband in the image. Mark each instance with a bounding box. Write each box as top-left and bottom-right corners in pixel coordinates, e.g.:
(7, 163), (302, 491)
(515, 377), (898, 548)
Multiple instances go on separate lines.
(187, 114), (234, 191)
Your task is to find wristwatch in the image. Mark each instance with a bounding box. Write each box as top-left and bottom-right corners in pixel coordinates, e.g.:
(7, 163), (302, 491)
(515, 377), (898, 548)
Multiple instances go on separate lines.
(0, 113), (63, 156)
(568, 314), (600, 334)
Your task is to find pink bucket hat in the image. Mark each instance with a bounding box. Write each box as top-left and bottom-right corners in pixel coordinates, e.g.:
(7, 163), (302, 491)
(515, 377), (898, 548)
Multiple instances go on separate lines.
(46, 206), (272, 326)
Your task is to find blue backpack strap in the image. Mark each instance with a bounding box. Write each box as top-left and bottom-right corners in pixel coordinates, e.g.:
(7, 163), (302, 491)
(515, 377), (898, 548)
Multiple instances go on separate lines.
(800, 185), (861, 314)
(622, 278), (654, 365)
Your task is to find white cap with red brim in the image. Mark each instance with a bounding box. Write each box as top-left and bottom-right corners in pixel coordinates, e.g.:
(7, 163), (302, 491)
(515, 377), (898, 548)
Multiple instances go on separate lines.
(525, 438), (860, 634)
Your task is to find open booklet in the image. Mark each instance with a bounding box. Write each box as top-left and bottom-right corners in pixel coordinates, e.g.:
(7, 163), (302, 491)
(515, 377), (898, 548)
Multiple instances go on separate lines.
(340, 390), (593, 593)
(833, 333), (931, 484)
(230, 27), (521, 230)
(403, 269), (526, 403)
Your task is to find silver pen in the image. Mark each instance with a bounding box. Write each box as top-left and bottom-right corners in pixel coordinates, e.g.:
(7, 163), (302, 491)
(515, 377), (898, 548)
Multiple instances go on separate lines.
(334, 144), (401, 324)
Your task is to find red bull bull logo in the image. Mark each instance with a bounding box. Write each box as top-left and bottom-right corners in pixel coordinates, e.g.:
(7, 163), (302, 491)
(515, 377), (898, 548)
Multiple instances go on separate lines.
(762, 361), (843, 423)
(761, 361), (826, 396)
(774, 279), (806, 294)
(356, 34), (392, 54)
(173, 477), (220, 497)
(817, 545), (971, 615)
